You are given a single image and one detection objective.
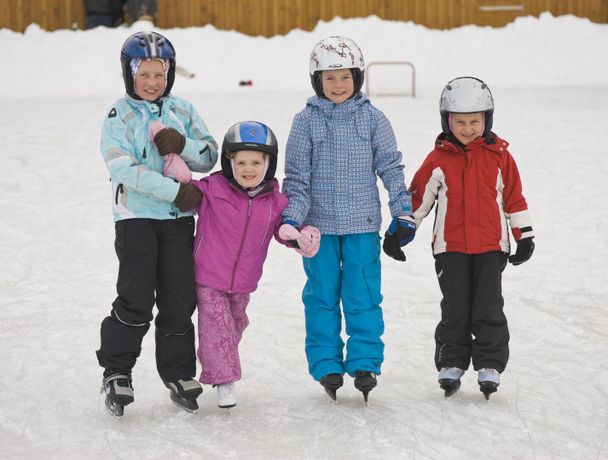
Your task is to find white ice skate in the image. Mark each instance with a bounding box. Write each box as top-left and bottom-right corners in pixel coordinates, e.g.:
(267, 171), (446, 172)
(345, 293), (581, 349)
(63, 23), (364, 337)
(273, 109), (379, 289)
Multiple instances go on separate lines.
(438, 367), (464, 397)
(216, 382), (236, 409)
(477, 368), (500, 400)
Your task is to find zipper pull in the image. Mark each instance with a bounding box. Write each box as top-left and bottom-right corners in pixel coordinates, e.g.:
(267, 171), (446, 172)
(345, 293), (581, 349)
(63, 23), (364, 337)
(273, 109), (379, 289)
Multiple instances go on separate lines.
(248, 199), (252, 216)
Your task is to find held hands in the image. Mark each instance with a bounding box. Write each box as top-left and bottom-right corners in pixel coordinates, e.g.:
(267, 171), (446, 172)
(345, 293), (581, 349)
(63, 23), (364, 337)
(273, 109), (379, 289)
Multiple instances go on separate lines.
(279, 223), (321, 258)
(382, 216), (417, 262)
(150, 122), (192, 184)
(153, 127), (186, 156)
(508, 237), (535, 265)
(173, 183), (202, 212)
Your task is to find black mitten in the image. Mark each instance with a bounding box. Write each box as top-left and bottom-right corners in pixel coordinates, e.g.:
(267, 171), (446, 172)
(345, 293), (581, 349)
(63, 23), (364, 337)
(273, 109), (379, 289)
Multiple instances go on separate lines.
(508, 237), (535, 265)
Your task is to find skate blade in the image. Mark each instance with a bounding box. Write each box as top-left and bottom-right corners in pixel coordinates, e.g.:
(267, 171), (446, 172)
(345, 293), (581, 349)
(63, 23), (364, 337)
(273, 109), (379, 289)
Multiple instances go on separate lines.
(105, 399), (124, 418)
(170, 392), (199, 413)
(479, 382), (498, 400)
(439, 378), (461, 397)
(218, 402), (236, 409)
(362, 391), (369, 405)
(324, 387), (338, 402)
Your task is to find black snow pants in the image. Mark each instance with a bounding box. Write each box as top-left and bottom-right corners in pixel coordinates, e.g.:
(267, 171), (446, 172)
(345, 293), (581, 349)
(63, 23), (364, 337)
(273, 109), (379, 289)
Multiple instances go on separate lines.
(433, 251), (509, 373)
(96, 217), (197, 382)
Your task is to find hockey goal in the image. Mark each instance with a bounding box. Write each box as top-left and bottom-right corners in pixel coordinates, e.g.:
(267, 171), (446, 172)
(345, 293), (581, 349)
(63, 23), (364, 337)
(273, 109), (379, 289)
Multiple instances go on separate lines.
(365, 61), (416, 97)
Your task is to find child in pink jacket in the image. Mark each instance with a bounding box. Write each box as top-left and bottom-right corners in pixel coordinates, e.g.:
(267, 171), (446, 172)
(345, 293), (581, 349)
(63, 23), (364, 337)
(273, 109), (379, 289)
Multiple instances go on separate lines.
(191, 121), (320, 409)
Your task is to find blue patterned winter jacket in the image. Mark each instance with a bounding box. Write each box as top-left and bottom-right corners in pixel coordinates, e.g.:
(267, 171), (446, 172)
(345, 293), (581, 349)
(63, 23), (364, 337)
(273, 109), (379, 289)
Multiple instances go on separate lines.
(101, 94), (218, 221)
(282, 94), (412, 235)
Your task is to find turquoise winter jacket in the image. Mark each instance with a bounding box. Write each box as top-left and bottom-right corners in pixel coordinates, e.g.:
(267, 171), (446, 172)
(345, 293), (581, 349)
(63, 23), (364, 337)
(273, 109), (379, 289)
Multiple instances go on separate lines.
(101, 94), (218, 221)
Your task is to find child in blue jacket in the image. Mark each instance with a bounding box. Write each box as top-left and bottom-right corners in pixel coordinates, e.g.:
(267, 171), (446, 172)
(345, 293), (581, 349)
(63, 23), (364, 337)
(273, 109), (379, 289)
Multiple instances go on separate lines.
(281, 36), (416, 402)
(96, 31), (218, 416)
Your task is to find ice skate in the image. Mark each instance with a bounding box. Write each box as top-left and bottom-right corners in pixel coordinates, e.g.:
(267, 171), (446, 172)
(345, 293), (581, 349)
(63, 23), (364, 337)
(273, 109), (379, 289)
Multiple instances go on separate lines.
(216, 382), (236, 409)
(478, 368), (500, 400)
(100, 373), (134, 418)
(354, 371), (377, 404)
(438, 367), (464, 397)
(164, 378), (203, 413)
(319, 373), (343, 402)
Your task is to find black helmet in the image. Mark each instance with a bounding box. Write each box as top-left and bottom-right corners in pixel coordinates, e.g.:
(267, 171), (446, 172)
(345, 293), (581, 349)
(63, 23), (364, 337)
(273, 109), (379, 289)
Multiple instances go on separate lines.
(120, 31), (176, 99)
(439, 76), (494, 140)
(221, 121), (278, 182)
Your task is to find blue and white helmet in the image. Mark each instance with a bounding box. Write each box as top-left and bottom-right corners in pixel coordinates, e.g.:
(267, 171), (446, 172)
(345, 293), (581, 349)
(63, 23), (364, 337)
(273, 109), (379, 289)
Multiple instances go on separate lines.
(440, 76), (494, 138)
(309, 36), (365, 98)
(120, 31), (176, 99)
(221, 121), (278, 182)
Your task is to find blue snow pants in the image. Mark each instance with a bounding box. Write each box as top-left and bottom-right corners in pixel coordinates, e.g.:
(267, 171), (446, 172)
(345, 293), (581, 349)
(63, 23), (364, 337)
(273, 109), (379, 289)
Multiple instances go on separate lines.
(302, 233), (385, 381)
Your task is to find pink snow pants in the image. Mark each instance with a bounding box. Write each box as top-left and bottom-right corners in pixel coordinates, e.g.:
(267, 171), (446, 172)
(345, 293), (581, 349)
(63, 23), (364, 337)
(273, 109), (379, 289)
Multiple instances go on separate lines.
(196, 285), (250, 385)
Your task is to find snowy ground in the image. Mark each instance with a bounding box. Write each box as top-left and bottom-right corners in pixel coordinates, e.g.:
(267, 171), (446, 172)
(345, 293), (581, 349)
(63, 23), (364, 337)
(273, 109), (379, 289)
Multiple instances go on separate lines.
(1, 14), (608, 460)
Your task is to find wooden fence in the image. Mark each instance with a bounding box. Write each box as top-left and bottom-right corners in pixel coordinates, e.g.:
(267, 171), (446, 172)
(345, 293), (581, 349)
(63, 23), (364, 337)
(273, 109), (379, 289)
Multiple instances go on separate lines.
(2, 0), (607, 35)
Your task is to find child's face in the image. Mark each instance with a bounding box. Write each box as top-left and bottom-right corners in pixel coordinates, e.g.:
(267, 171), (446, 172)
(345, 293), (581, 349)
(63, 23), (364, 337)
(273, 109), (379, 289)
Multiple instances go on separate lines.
(134, 59), (166, 101)
(449, 112), (485, 145)
(322, 69), (354, 104)
(232, 150), (267, 188)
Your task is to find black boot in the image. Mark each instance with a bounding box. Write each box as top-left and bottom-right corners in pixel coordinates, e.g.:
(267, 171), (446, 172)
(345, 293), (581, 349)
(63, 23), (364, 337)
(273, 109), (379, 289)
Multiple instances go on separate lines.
(101, 371), (134, 417)
(164, 378), (203, 413)
(320, 373), (344, 401)
(354, 371), (377, 404)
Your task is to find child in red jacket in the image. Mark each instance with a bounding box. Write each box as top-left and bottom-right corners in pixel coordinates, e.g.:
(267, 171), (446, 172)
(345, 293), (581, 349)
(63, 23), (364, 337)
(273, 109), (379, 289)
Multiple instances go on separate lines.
(391, 76), (535, 399)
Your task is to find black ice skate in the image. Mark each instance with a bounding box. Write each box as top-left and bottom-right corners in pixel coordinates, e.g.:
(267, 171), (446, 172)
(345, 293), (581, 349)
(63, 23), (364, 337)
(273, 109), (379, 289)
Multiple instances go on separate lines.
(438, 367), (464, 397)
(477, 368), (500, 400)
(354, 371), (377, 404)
(100, 373), (134, 418)
(164, 378), (203, 413)
(319, 373), (344, 401)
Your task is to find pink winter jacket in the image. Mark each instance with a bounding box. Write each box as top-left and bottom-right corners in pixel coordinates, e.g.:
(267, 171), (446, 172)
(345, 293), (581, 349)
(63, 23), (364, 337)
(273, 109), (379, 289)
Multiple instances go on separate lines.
(192, 172), (288, 294)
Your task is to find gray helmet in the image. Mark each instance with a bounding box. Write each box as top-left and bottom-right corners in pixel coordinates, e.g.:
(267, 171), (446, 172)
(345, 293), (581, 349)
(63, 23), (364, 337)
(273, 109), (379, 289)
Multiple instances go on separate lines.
(439, 76), (494, 139)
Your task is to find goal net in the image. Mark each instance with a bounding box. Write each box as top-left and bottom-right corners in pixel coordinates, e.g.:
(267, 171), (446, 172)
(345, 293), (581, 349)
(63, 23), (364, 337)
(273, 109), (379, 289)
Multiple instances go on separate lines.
(365, 61), (416, 97)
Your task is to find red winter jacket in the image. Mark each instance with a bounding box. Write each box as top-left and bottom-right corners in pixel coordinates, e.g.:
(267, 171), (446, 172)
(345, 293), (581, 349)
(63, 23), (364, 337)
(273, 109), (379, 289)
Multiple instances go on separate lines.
(409, 133), (534, 255)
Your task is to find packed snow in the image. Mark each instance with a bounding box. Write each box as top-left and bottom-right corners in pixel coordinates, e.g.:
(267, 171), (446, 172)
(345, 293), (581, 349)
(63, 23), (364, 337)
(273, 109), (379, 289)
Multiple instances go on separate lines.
(1, 12), (607, 460)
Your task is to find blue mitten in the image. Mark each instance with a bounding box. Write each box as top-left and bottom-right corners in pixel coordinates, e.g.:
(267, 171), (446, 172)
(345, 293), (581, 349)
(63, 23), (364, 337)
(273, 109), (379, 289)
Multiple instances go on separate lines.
(382, 216), (417, 262)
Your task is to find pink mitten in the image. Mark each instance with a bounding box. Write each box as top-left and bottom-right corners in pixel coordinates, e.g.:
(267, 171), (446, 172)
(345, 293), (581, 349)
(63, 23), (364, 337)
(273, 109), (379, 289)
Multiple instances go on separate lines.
(279, 224), (320, 258)
(298, 226), (321, 258)
(149, 121), (192, 184)
(279, 223), (302, 242)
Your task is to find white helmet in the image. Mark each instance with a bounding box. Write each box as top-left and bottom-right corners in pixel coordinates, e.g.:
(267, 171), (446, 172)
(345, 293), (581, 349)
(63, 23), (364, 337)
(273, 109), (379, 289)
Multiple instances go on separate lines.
(439, 76), (494, 139)
(309, 36), (365, 98)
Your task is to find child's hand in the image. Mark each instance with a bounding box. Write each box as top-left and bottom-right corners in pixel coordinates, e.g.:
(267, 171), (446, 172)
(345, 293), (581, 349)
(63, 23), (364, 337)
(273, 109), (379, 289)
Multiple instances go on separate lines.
(154, 127), (186, 156)
(382, 216), (416, 262)
(173, 183), (202, 211)
(297, 226), (321, 258)
(508, 237), (535, 265)
(279, 223), (320, 258)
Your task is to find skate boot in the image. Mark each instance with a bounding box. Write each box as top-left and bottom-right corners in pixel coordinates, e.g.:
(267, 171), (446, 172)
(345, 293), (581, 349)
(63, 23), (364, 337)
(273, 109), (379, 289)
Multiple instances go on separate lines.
(438, 367), (464, 397)
(163, 378), (203, 413)
(319, 373), (343, 401)
(478, 368), (500, 400)
(354, 371), (377, 404)
(100, 372), (134, 417)
(215, 382), (236, 409)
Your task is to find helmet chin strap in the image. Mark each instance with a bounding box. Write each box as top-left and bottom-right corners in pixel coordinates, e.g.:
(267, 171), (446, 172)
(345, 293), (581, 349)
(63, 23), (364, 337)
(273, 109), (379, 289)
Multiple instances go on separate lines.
(230, 155), (270, 189)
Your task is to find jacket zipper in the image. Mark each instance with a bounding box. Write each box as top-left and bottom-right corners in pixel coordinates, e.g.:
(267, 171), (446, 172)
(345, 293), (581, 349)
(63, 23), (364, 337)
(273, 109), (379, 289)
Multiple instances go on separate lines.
(228, 198), (252, 293)
(260, 207), (273, 245)
(193, 233), (204, 260)
(114, 183), (123, 205)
